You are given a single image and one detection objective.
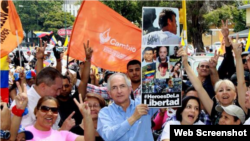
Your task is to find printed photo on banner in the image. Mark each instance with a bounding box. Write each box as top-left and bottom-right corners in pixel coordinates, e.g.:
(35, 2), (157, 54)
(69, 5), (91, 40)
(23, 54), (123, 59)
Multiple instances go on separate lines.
(142, 7), (180, 46)
(142, 62), (156, 79)
(170, 46), (181, 62)
(142, 46), (155, 66)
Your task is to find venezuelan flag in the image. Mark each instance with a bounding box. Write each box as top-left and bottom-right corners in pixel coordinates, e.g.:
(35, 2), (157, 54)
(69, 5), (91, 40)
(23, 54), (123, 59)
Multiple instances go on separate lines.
(0, 56), (9, 102)
(50, 35), (57, 45)
(144, 70), (155, 79)
(33, 31), (53, 38)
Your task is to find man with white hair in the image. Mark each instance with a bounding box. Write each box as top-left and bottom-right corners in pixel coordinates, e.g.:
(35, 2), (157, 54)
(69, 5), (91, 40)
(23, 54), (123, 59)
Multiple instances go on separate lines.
(97, 73), (158, 141)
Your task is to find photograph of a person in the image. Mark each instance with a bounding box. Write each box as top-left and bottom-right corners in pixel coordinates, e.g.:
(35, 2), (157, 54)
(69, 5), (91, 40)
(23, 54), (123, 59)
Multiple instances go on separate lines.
(156, 46), (169, 63)
(143, 8), (160, 35)
(142, 7), (180, 45)
(170, 46), (181, 62)
(142, 46), (155, 66)
(156, 62), (169, 79)
(170, 61), (182, 78)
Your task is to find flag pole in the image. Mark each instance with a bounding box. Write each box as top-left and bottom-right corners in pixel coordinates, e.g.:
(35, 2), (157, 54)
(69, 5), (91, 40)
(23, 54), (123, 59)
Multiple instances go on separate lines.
(16, 30), (22, 67)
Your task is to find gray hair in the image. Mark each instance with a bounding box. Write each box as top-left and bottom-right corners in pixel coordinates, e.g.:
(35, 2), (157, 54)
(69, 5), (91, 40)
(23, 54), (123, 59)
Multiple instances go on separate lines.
(106, 73), (132, 91)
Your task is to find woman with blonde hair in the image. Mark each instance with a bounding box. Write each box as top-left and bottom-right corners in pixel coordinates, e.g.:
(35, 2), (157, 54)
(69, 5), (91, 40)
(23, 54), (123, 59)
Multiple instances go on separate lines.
(178, 45), (246, 125)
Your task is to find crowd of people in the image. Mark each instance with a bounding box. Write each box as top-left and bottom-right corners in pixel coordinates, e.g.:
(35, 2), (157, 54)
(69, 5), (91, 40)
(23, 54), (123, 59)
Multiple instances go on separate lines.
(1, 17), (250, 141)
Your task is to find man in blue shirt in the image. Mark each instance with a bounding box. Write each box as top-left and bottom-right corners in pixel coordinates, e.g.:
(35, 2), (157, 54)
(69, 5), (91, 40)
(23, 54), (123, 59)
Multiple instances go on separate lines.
(97, 73), (158, 141)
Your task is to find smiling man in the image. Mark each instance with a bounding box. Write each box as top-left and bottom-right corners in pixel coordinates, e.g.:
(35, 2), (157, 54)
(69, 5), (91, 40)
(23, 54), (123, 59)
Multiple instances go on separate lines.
(11, 67), (63, 129)
(97, 73), (158, 141)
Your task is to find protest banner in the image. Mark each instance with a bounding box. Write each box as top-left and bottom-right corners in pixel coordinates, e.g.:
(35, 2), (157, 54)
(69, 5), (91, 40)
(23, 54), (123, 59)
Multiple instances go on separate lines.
(141, 7), (182, 107)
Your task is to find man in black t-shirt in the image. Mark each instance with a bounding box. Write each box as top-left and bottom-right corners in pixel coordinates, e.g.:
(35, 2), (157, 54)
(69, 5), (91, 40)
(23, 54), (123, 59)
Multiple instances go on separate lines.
(57, 75), (83, 127)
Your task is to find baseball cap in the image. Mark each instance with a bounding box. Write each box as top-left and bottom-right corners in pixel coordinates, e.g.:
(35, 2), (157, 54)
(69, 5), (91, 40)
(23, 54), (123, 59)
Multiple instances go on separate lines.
(241, 51), (250, 57)
(18, 125), (33, 140)
(26, 70), (36, 79)
(215, 105), (245, 124)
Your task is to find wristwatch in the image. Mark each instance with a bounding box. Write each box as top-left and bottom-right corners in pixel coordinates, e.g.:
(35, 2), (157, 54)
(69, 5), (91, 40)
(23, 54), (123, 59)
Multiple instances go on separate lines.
(0, 130), (10, 140)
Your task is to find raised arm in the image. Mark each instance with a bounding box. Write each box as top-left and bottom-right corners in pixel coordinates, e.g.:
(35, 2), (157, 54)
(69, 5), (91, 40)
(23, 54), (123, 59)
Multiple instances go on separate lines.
(209, 50), (220, 87)
(78, 40), (93, 100)
(218, 20), (236, 79)
(35, 39), (47, 74)
(74, 94), (95, 141)
(178, 46), (213, 115)
(232, 35), (248, 114)
(53, 46), (62, 73)
(9, 82), (28, 141)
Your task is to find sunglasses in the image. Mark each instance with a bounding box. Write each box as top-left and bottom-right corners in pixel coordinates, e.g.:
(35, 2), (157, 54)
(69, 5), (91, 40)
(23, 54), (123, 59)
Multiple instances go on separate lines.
(39, 106), (58, 114)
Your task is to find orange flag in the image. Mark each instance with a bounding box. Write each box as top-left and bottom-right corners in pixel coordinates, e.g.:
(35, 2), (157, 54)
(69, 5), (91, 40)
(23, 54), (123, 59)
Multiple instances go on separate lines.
(0, 0), (24, 58)
(68, 1), (141, 72)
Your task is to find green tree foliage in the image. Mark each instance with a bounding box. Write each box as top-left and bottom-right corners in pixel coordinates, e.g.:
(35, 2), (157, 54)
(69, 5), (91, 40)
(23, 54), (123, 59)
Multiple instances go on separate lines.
(14, 0), (75, 41)
(203, 4), (246, 32)
(59, 1), (249, 52)
(43, 12), (75, 37)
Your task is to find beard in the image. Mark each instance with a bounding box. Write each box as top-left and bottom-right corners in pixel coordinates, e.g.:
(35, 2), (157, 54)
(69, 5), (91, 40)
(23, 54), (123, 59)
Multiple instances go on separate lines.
(131, 78), (141, 83)
(57, 93), (71, 100)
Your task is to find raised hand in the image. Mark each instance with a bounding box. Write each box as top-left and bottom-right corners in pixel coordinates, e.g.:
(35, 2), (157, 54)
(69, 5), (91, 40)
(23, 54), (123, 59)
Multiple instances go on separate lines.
(209, 50), (219, 69)
(36, 38), (47, 59)
(177, 46), (188, 63)
(221, 20), (229, 38)
(15, 82), (28, 110)
(74, 94), (90, 117)
(231, 34), (242, 58)
(61, 111), (76, 130)
(83, 40), (93, 61)
(53, 46), (61, 59)
(132, 104), (148, 120)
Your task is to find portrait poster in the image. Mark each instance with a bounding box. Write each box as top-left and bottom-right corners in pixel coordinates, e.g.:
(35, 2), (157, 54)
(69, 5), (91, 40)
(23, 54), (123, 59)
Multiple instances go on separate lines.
(141, 7), (182, 108)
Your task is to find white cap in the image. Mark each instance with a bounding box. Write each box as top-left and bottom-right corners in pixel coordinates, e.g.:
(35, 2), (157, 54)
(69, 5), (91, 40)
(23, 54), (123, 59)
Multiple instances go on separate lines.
(215, 105), (245, 123)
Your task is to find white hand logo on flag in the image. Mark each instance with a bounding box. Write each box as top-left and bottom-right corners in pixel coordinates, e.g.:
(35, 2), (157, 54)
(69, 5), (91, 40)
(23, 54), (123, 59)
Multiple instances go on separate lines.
(99, 28), (111, 44)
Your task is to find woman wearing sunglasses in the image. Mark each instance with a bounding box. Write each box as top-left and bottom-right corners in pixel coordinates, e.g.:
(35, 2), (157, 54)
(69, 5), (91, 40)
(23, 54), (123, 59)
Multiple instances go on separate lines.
(25, 95), (95, 141)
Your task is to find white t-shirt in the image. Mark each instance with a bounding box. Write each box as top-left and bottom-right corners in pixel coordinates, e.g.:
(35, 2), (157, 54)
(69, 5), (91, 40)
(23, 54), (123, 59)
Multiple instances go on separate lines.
(161, 120), (204, 141)
(142, 31), (180, 45)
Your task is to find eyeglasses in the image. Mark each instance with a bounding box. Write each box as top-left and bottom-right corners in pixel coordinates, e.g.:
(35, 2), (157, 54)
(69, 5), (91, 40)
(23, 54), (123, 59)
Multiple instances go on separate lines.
(88, 103), (100, 109)
(39, 106), (58, 114)
(63, 84), (70, 88)
(199, 65), (209, 69)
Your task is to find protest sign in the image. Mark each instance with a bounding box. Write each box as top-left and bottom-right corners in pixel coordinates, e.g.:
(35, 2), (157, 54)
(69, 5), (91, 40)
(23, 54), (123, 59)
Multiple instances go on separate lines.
(141, 7), (182, 107)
